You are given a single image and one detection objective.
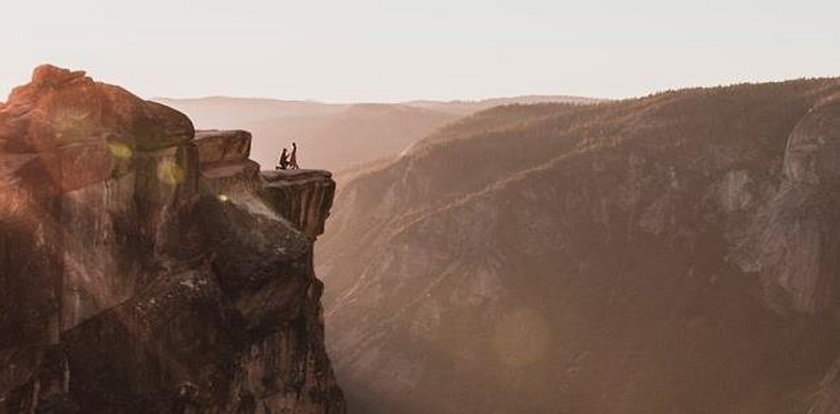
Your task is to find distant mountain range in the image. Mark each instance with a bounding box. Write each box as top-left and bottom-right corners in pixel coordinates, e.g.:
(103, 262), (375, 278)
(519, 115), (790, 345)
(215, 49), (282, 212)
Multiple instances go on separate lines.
(155, 95), (600, 172)
(316, 78), (840, 414)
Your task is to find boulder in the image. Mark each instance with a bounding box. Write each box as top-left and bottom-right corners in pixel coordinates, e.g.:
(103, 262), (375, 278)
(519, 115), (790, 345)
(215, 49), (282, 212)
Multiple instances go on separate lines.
(195, 129), (252, 165)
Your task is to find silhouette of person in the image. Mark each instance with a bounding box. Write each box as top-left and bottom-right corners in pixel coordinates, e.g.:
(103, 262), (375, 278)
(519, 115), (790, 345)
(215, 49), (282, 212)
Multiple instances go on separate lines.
(277, 148), (289, 170)
(289, 142), (300, 170)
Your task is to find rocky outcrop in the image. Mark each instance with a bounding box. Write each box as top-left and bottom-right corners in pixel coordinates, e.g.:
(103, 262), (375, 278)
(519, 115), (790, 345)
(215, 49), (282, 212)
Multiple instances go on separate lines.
(195, 129), (260, 194)
(734, 97), (840, 314)
(0, 65), (344, 414)
(260, 170), (335, 239)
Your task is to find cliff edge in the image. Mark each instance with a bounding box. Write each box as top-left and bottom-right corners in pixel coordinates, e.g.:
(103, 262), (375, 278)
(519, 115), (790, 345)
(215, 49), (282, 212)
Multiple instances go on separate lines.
(0, 65), (345, 414)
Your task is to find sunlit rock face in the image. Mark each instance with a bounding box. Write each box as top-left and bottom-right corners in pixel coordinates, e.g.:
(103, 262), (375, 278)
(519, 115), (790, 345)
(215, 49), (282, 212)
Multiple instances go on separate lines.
(0, 66), (344, 414)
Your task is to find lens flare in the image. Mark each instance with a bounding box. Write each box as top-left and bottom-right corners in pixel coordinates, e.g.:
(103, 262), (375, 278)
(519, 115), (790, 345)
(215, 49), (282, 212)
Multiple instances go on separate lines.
(156, 159), (185, 186)
(108, 142), (133, 159)
(493, 308), (551, 367)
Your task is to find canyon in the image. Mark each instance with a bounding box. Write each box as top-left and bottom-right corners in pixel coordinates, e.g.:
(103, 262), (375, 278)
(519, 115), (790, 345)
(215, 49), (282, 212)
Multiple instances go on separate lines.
(5, 63), (840, 414)
(318, 78), (840, 414)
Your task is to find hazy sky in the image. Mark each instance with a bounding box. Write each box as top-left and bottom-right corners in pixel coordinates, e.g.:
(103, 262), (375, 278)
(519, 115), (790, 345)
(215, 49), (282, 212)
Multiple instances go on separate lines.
(2, 0), (839, 102)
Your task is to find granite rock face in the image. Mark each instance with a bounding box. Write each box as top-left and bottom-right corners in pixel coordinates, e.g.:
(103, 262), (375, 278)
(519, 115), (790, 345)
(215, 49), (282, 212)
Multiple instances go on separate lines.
(0, 65), (344, 414)
(261, 170), (336, 240)
(733, 99), (840, 314)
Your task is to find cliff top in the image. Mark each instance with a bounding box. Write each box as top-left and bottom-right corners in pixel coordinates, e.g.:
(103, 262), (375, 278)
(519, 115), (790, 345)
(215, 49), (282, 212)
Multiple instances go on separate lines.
(1, 64), (195, 154)
(262, 169), (333, 183)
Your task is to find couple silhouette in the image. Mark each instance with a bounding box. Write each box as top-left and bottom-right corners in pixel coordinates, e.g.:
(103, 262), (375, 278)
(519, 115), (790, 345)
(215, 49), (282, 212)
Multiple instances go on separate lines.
(277, 142), (299, 170)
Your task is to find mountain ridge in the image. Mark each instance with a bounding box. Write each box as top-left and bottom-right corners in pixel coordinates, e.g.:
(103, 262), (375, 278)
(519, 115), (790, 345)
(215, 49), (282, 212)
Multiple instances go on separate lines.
(318, 76), (840, 414)
(155, 95), (601, 173)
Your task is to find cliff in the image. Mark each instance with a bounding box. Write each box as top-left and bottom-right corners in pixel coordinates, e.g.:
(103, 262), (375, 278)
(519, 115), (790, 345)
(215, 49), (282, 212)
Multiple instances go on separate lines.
(0, 65), (344, 414)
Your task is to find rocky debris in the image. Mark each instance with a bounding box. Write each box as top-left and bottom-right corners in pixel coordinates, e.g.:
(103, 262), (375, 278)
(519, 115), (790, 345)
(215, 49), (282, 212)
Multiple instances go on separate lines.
(0, 65), (345, 414)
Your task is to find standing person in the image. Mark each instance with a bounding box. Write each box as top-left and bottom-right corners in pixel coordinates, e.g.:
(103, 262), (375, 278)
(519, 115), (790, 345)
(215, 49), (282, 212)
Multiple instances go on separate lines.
(289, 142), (300, 169)
(276, 148), (289, 170)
